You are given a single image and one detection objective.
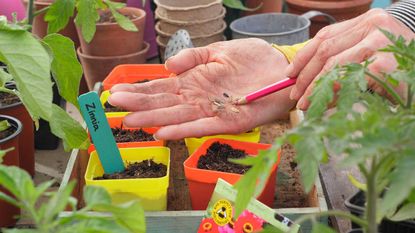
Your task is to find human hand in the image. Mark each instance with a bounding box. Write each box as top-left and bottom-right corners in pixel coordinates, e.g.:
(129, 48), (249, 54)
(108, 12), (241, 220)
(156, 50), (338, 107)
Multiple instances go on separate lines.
(286, 9), (414, 110)
(109, 38), (295, 140)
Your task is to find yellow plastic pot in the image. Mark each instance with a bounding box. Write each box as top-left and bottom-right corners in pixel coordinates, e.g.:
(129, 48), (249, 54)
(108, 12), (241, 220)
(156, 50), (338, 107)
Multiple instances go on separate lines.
(100, 90), (129, 118)
(85, 147), (170, 211)
(184, 127), (261, 155)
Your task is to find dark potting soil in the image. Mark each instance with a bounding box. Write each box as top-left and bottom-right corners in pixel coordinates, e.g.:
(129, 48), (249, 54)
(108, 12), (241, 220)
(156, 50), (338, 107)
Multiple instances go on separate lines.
(99, 11), (138, 24)
(0, 124), (15, 140)
(197, 142), (251, 174)
(104, 102), (127, 112)
(112, 127), (155, 143)
(135, 79), (150, 83)
(0, 92), (20, 107)
(95, 159), (167, 180)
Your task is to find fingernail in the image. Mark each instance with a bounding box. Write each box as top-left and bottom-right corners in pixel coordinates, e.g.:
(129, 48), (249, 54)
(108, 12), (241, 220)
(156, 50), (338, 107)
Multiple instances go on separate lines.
(285, 63), (294, 77)
(297, 97), (305, 110)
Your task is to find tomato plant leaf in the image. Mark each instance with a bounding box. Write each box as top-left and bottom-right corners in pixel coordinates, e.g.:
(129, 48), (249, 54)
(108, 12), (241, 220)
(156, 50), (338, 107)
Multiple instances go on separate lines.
(106, 1), (138, 32)
(49, 105), (89, 151)
(388, 203), (415, 222)
(0, 29), (53, 121)
(84, 185), (112, 206)
(43, 34), (82, 108)
(45, 0), (76, 34)
(75, 0), (99, 43)
(0, 67), (12, 86)
(311, 223), (337, 233)
(307, 68), (338, 119)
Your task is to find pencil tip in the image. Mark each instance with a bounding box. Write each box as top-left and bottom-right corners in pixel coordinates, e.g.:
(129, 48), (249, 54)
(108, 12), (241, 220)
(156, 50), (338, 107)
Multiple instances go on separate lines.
(235, 97), (247, 105)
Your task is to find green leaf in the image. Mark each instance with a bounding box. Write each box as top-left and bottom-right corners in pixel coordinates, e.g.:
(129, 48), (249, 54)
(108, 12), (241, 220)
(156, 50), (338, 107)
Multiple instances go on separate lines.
(307, 68), (338, 119)
(222, 0), (261, 11)
(381, 155), (415, 216)
(42, 34), (82, 108)
(337, 64), (366, 112)
(43, 181), (76, 223)
(45, 0), (76, 34)
(311, 223), (336, 233)
(84, 185), (112, 207)
(0, 67), (12, 86)
(75, 0), (100, 43)
(106, 1), (138, 32)
(3, 229), (40, 233)
(49, 105), (89, 151)
(0, 120), (11, 131)
(0, 16), (30, 32)
(0, 30), (53, 121)
(347, 174), (367, 191)
(388, 203), (415, 221)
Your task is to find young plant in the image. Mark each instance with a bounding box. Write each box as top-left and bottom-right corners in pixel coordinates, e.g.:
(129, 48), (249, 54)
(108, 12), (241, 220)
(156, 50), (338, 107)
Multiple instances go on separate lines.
(0, 120), (11, 132)
(0, 148), (146, 233)
(233, 30), (415, 233)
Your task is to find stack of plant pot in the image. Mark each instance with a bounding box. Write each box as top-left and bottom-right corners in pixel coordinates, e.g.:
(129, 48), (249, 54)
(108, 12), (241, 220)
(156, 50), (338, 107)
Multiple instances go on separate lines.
(76, 7), (149, 91)
(154, 0), (226, 61)
(286, 0), (372, 37)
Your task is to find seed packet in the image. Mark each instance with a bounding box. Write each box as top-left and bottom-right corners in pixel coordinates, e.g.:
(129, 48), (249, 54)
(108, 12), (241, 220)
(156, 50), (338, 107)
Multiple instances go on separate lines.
(197, 179), (300, 233)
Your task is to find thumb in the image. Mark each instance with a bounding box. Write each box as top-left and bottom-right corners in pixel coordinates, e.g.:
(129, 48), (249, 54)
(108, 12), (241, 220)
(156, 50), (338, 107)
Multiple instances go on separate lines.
(164, 47), (212, 74)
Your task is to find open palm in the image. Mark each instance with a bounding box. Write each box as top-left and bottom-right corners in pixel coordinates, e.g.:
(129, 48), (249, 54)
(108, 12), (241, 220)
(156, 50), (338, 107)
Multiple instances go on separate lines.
(109, 38), (295, 140)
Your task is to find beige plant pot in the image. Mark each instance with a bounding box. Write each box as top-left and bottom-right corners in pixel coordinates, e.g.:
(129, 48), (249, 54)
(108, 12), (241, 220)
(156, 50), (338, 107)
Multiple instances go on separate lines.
(156, 21), (226, 47)
(156, 7), (226, 37)
(154, 0), (222, 21)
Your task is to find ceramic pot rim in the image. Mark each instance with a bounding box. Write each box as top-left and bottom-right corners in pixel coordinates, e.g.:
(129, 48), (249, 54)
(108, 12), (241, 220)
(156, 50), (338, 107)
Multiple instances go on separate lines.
(96, 7), (146, 27)
(155, 6), (226, 25)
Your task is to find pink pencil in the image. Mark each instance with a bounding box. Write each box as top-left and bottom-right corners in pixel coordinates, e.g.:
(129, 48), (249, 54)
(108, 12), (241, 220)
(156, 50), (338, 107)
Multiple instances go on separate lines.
(236, 78), (297, 105)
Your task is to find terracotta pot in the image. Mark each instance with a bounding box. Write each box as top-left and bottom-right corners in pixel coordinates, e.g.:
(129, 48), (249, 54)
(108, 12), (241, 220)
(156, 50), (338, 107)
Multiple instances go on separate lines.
(0, 114), (22, 227)
(0, 85), (35, 177)
(77, 42), (150, 90)
(154, 0), (222, 21)
(76, 7), (146, 57)
(156, 7), (226, 36)
(155, 21), (226, 46)
(242, 0), (283, 16)
(286, 0), (372, 37)
(31, 0), (80, 47)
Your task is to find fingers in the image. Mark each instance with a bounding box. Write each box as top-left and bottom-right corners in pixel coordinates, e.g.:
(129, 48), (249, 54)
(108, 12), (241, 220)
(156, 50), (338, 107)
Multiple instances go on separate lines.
(155, 117), (239, 140)
(110, 78), (180, 94)
(122, 104), (211, 128)
(165, 46), (215, 74)
(108, 92), (182, 111)
(289, 26), (367, 100)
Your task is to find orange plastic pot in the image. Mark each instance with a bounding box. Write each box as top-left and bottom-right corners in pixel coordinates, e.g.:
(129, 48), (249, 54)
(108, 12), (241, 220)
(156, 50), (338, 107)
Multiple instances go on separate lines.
(87, 116), (164, 154)
(102, 64), (172, 90)
(183, 138), (280, 210)
(0, 115), (22, 227)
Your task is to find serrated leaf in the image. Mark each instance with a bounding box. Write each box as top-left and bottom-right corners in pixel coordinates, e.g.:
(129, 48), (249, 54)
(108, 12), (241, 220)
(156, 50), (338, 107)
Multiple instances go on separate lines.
(307, 68), (338, 119)
(45, 0), (76, 34)
(380, 155), (415, 217)
(49, 105), (89, 151)
(106, 1), (138, 32)
(43, 181), (76, 223)
(388, 203), (415, 221)
(84, 185), (112, 206)
(75, 0), (99, 43)
(42, 34), (82, 108)
(222, 0), (261, 11)
(0, 29), (53, 121)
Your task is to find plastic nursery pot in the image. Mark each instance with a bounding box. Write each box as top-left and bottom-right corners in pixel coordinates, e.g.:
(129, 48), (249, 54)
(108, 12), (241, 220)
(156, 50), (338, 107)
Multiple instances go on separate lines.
(100, 90), (129, 118)
(76, 7), (146, 57)
(77, 42), (150, 91)
(85, 147), (170, 211)
(0, 84), (35, 176)
(87, 116), (165, 154)
(102, 64), (172, 90)
(345, 191), (415, 233)
(184, 127), (261, 155)
(0, 114), (22, 227)
(183, 138), (280, 210)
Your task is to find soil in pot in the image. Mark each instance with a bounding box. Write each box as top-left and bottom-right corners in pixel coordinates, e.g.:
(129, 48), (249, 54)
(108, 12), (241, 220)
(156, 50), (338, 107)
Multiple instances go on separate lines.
(197, 142), (251, 174)
(104, 102), (127, 112)
(98, 10), (138, 23)
(0, 123), (16, 140)
(95, 159), (167, 180)
(112, 127), (155, 143)
(0, 92), (20, 106)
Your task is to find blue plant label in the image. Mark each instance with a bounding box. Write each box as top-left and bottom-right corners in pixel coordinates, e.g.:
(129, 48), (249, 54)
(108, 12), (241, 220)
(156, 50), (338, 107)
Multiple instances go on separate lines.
(78, 92), (124, 174)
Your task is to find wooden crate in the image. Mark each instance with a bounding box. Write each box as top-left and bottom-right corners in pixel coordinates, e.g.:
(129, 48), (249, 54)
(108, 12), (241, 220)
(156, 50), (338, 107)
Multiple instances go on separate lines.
(60, 110), (328, 232)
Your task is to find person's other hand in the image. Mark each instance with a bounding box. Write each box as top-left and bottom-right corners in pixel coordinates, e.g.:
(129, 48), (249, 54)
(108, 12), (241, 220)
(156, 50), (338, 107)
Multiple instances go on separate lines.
(286, 9), (415, 110)
(109, 38), (295, 140)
